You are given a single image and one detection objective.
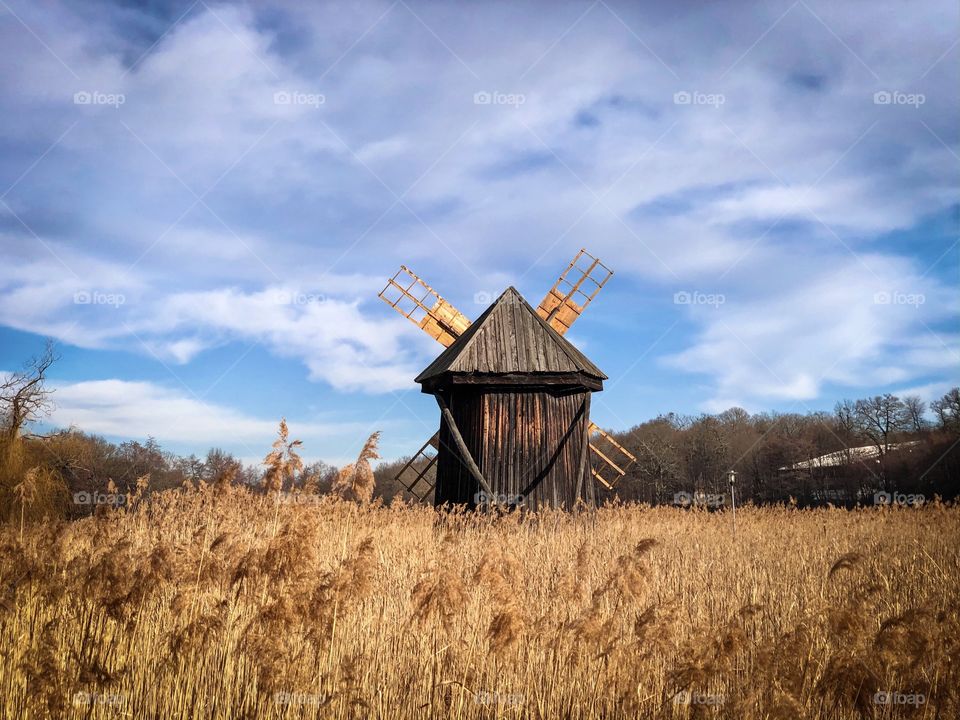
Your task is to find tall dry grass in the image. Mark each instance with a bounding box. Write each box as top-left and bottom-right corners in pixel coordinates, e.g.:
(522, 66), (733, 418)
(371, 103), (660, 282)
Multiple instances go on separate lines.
(332, 432), (380, 504)
(1, 487), (957, 719)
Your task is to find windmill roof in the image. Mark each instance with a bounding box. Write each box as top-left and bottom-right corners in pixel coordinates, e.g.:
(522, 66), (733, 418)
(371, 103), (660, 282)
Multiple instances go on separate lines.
(415, 286), (607, 388)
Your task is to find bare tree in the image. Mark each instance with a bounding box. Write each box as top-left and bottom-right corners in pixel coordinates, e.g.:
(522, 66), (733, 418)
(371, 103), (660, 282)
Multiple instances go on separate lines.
(622, 416), (684, 503)
(1, 341), (58, 445)
(854, 394), (908, 458)
(203, 447), (242, 485)
(931, 388), (960, 431)
(1, 341), (61, 519)
(902, 395), (927, 433)
(681, 416), (729, 493)
(834, 399), (858, 439)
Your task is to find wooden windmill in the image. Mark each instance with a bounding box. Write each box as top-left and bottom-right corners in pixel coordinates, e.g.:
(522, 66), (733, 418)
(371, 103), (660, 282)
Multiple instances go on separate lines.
(378, 249), (635, 510)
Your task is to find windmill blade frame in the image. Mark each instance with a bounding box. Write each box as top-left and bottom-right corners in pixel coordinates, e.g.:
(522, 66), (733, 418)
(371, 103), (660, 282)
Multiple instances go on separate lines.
(378, 266), (472, 347)
(536, 248), (613, 336)
(392, 431), (440, 501)
(588, 422), (637, 490)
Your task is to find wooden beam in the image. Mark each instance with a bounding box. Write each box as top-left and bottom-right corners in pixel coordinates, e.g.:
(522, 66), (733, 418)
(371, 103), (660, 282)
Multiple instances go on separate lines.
(393, 431), (439, 501)
(377, 266), (471, 347)
(573, 393), (591, 504)
(403, 454), (438, 501)
(545, 254), (599, 326)
(589, 442), (626, 477)
(537, 249), (613, 335)
(420, 371), (603, 394)
(589, 422), (637, 463)
(591, 468), (614, 490)
(435, 393), (495, 499)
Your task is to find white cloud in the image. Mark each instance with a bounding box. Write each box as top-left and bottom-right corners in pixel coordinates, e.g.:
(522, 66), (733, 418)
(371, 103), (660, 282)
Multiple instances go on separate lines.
(140, 285), (426, 391)
(0, 0), (956, 415)
(665, 254), (959, 411)
(890, 381), (957, 407)
(45, 376), (372, 463)
(0, 236), (428, 392)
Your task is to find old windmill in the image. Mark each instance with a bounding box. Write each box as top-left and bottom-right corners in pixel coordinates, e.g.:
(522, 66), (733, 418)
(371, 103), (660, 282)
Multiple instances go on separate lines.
(378, 249), (636, 510)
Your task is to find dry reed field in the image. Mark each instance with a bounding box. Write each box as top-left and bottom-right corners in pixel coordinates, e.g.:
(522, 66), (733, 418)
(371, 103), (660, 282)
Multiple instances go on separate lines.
(2, 488), (958, 719)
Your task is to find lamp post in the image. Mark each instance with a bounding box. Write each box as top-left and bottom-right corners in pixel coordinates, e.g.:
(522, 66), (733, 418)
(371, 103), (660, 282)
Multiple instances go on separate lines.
(727, 469), (738, 536)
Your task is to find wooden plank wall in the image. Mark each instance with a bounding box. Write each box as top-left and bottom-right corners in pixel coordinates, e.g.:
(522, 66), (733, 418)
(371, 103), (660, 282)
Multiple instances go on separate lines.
(434, 388), (594, 510)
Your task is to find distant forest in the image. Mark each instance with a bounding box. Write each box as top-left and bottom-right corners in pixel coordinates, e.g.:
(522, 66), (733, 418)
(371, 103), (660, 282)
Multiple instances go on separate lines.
(593, 390), (960, 507)
(1, 343), (958, 519)
(375, 388), (960, 507)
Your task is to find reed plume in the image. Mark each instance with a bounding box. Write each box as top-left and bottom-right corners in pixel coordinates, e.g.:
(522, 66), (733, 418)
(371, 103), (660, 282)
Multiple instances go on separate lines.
(1, 458), (957, 719)
(333, 431), (380, 504)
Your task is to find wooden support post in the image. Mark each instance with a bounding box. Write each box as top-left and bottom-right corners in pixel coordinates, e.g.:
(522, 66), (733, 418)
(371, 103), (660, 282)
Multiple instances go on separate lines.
(435, 393), (495, 499)
(574, 394), (591, 504)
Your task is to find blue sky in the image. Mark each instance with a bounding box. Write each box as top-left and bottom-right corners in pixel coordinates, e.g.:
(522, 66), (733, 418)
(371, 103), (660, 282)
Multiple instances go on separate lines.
(1, 0), (957, 465)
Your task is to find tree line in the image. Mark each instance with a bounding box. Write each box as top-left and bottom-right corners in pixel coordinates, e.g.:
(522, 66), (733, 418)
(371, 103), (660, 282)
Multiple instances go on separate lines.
(596, 390), (960, 507)
(1, 342), (958, 520)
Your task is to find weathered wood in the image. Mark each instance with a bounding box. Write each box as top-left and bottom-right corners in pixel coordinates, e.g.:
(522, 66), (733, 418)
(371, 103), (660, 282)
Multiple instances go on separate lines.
(435, 392), (494, 499)
(574, 394), (590, 503)
(535, 249), (613, 336)
(418, 286), (607, 511)
(416, 287), (606, 385)
(588, 422), (637, 489)
(420, 371), (602, 393)
(434, 387), (590, 510)
(392, 431), (440, 500)
(378, 266), (471, 347)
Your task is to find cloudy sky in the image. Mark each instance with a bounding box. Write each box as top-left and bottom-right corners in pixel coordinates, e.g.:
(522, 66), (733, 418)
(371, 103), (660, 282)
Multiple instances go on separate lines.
(1, 0), (957, 464)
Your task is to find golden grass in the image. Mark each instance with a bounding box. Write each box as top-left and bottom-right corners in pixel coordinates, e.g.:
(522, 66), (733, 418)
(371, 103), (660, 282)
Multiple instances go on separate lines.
(2, 488), (957, 719)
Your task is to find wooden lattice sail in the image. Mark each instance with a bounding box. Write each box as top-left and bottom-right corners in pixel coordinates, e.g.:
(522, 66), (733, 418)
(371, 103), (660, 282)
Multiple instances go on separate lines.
(536, 248), (613, 336)
(393, 432), (440, 501)
(588, 422), (637, 489)
(378, 266), (471, 347)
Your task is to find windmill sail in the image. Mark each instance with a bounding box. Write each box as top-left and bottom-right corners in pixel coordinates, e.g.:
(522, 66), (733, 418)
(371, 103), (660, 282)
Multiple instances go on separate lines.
(588, 422), (636, 490)
(536, 248), (613, 336)
(392, 431), (440, 501)
(378, 266), (472, 347)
